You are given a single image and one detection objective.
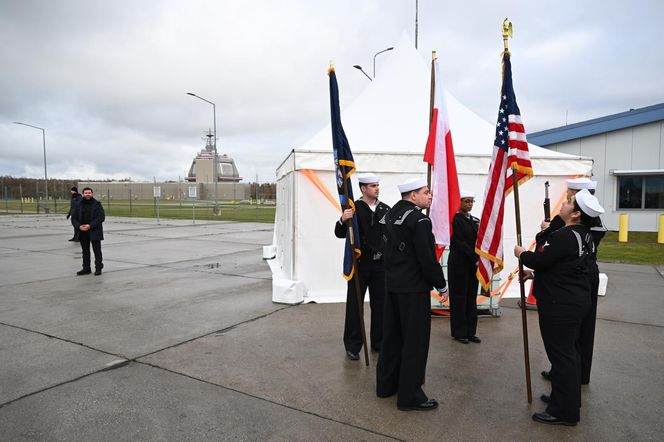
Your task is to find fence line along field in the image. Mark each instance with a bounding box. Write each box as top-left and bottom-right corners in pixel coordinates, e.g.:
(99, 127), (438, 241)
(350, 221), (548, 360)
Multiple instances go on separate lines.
(0, 199), (276, 223)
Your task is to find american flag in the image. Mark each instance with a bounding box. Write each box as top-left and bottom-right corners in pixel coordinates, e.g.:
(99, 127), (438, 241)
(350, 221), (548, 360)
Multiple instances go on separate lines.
(475, 52), (533, 292)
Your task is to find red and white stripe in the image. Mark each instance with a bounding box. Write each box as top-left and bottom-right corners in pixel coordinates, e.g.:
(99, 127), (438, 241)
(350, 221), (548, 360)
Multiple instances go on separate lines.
(423, 58), (460, 256)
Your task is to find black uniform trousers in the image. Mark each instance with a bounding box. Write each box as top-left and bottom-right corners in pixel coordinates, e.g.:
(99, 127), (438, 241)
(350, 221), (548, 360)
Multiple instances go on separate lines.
(579, 273), (599, 384)
(448, 263), (479, 339)
(376, 290), (431, 408)
(79, 232), (103, 271)
(538, 301), (589, 423)
(344, 261), (385, 353)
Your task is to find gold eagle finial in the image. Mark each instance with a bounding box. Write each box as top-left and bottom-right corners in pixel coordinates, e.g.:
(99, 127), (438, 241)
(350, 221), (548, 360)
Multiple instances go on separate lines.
(502, 18), (513, 52)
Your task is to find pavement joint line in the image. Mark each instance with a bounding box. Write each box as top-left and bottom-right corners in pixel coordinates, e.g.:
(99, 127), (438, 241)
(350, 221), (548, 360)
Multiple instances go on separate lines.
(0, 365), (114, 410)
(135, 360), (403, 442)
(134, 304), (294, 361)
(501, 305), (664, 329)
(0, 321), (129, 360)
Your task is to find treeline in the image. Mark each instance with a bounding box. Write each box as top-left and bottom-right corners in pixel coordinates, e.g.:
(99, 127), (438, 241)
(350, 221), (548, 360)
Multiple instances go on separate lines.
(0, 176), (277, 200)
(0, 176), (81, 199)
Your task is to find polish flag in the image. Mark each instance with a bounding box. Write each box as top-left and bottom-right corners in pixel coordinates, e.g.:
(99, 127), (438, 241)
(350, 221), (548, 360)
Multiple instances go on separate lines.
(423, 57), (460, 259)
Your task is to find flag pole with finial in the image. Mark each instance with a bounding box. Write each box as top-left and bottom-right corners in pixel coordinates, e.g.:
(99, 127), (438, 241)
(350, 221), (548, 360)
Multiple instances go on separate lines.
(502, 18), (533, 403)
(328, 62), (370, 366)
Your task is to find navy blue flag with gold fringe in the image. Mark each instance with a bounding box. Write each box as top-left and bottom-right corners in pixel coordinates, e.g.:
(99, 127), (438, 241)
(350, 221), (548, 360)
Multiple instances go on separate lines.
(329, 67), (361, 280)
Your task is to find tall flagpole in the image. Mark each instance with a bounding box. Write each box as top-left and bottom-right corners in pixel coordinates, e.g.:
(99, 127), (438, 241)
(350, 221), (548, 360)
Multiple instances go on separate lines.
(341, 167), (370, 366)
(503, 18), (533, 404)
(331, 62), (370, 366)
(425, 51), (436, 216)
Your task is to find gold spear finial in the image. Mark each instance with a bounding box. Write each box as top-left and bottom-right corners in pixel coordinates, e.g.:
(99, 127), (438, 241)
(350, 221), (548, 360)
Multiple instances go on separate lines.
(502, 18), (513, 52)
(328, 60), (335, 75)
(432, 50), (437, 61)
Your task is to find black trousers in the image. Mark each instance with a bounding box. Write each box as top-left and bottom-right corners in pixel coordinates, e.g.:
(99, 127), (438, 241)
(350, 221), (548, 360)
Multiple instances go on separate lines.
(448, 263), (479, 339)
(579, 273), (600, 384)
(71, 223), (79, 240)
(376, 290), (431, 408)
(538, 301), (589, 423)
(343, 262), (385, 353)
(79, 232), (103, 271)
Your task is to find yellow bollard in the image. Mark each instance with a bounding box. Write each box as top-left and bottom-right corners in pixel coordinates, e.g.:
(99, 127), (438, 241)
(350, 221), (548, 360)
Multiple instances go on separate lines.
(658, 214), (664, 244)
(618, 214), (629, 242)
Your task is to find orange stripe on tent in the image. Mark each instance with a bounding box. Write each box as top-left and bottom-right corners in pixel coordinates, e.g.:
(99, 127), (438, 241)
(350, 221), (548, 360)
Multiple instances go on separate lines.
(301, 169), (341, 212)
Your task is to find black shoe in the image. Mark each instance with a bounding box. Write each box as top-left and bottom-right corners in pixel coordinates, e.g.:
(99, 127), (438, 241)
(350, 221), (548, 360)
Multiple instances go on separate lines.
(371, 346), (381, 353)
(346, 351), (359, 361)
(68, 238), (76, 241)
(398, 399), (438, 412)
(541, 370), (551, 381)
(76, 269), (91, 276)
(468, 336), (482, 343)
(532, 412), (577, 426)
(94, 269), (102, 276)
(454, 337), (469, 344)
(540, 394), (551, 403)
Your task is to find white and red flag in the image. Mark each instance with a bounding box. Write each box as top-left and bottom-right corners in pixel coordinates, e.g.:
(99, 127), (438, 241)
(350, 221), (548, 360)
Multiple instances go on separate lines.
(475, 52), (533, 292)
(423, 57), (460, 259)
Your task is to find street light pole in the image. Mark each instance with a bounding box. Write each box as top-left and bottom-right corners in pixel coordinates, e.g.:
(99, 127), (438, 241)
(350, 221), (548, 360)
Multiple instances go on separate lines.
(187, 92), (219, 214)
(373, 47), (394, 78)
(14, 121), (48, 205)
(353, 65), (373, 81)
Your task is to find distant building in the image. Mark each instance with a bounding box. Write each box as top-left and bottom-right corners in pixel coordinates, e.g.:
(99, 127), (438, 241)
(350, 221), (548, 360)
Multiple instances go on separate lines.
(186, 131), (242, 183)
(529, 103), (664, 232)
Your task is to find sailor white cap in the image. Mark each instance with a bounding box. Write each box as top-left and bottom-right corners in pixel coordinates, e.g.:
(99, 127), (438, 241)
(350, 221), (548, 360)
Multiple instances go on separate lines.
(588, 180), (598, 190)
(357, 173), (380, 184)
(398, 177), (428, 193)
(566, 177), (594, 190)
(460, 190), (476, 199)
(576, 189), (604, 217)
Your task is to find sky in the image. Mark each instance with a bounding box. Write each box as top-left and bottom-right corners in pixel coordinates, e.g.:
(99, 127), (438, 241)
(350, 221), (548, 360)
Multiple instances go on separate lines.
(1, 0), (663, 183)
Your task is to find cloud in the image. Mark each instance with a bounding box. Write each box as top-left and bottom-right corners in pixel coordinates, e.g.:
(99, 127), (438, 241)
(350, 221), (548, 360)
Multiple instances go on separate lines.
(1, 0), (663, 181)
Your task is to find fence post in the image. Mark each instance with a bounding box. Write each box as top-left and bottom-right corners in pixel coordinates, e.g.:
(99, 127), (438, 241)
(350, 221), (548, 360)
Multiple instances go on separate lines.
(129, 188), (133, 215)
(19, 184), (24, 213)
(107, 188), (111, 215)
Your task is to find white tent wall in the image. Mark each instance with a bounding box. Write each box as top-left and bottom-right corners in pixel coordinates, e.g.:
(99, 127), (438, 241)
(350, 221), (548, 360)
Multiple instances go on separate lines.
(268, 149), (592, 304)
(265, 34), (593, 304)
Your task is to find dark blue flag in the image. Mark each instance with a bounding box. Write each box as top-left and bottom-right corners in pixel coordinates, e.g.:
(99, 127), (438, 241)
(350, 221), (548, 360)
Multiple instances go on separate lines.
(329, 67), (361, 280)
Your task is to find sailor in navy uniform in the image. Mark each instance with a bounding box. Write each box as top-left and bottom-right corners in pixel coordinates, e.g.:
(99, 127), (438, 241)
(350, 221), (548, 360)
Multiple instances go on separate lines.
(376, 178), (447, 412)
(447, 190), (481, 344)
(516, 189), (605, 426)
(334, 173), (390, 360)
(537, 178), (606, 385)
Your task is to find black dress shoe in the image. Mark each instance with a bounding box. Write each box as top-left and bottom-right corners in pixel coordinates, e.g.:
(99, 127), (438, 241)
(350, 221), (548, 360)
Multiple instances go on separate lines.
(76, 269), (91, 276)
(94, 269), (102, 276)
(346, 351), (359, 361)
(468, 336), (482, 343)
(532, 412), (577, 426)
(454, 337), (469, 344)
(68, 238), (76, 241)
(398, 399), (438, 412)
(541, 370), (551, 381)
(540, 394), (551, 403)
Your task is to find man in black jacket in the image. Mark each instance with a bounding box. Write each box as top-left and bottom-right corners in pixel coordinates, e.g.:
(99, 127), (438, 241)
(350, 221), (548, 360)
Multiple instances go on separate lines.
(334, 173), (390, 360)
(71, 187), (105, 276)
(66, 186), (81, 242)
(376, 177), (448, 412)
(447, 190), (481, 344)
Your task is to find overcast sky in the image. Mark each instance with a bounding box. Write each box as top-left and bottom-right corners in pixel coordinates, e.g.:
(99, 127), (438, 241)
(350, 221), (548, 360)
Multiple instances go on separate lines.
(1, 0), (662, 183)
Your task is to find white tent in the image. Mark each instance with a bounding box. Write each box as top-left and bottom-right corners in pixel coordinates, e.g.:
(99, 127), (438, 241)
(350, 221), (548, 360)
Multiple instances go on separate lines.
(264, 35), (592, 304)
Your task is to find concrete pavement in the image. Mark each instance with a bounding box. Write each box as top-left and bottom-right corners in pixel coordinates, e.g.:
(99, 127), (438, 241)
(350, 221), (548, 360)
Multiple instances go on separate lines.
(1, 215), (662, 441)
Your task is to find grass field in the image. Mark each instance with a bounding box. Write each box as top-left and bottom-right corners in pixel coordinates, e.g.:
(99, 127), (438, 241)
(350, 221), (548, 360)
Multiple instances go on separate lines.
(597, 231), (664, 265)
(0, 199), (276, 223)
